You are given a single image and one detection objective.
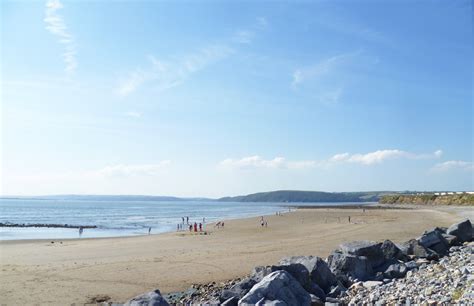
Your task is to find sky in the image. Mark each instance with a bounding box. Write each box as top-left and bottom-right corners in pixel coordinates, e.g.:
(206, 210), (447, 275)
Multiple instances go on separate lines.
(1, 0), (473, 197)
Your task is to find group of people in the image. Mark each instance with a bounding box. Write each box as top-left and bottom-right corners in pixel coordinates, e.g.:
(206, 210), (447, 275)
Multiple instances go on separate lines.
(214, 221), (225, 229)
(177, 216), (206, 233)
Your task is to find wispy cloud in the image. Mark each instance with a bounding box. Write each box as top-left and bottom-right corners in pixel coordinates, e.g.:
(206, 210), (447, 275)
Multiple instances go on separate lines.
(118, 17), (268, 96)
(233, 30), (254, 44)
(292, 51), (360, 88)
(11, 162), (172, 182)
(118, 45), (233, 96)
(220, 149), (443, 170)
(329, 149), (443, 165)
(432, 160), (473, 172)
(219, 156), (316, 170)
(231, 17), (268, 45)
(44, 0), (77, 73)
(314, 13), (393, 47)
(95, 162), (171, 178)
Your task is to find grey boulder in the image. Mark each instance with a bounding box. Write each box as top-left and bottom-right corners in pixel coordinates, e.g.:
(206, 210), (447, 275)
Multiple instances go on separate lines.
(339, 240), (385, 270)
(383, 263), (407, 279)
(417, 229), (450, 255)
(250, 263), (312, 293)
(327, 251), (373, 281)
(447, 219), (473, 243)
(238, 271), (311, 306)
(220, 278), (258, 302)
(380, 240), (409, 262)
(124, 289), (169, 306)
(399, 239), (437, 259)
(279, 256), (337, 293)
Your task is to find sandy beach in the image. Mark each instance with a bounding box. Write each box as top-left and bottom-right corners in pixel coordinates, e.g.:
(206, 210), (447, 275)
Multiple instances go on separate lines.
(0, 205), (468, 305)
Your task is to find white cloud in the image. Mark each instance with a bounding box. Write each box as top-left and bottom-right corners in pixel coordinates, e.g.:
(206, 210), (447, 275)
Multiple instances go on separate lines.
(95, 162), (171, 177)
(432, 160), (473, 172)
(292, 51), (359, 88)
(220, 150), (443, 170)
(219, 156), (316, 170)
(117, 45), (233, 96)
(329, 149), (443, 165)
(10, 162), (171, 182)
(44, 0), (77, 73)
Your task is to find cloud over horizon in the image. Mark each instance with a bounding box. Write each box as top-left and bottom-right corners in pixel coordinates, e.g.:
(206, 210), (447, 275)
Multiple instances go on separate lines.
(220, 149), (444, 170)
(432, 160), (473, 172)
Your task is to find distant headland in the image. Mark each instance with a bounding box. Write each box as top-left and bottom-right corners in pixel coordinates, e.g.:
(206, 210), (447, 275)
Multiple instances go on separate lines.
(2, 190), (473, 205)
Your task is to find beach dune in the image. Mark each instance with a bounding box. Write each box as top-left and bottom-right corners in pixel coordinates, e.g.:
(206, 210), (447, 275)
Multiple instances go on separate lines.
(0, 206), (463, 305)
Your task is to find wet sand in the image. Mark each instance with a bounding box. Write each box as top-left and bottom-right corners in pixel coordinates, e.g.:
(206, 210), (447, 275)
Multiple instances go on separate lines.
(0, 205), (467, 305)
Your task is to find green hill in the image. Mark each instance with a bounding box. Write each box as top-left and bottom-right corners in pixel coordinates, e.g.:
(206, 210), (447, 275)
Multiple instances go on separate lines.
(218, 190), (390, 203)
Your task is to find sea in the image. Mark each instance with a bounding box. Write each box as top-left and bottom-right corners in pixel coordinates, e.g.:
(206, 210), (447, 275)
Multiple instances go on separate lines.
(0, 199), (370, 240)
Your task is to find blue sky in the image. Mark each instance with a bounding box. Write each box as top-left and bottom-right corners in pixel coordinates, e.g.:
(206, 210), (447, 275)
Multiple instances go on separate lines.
(1, 0), (473, 197)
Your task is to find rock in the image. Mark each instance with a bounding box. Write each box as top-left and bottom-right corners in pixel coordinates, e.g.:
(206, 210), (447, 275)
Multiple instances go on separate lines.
(279, 256), (337, 293)
(362, 281), (383, 289)
(238, 271), (311, 306)
(309, 294), (324, 306)
(125, 289), (170, 306)
(220, 278), (257, 302)
(405, 261), (418, 270)
(339, 240), (385, 269)
(327, 251), (373, 281)
(324, 297), (341, 304)
(221, 296), (239, 306)
(307, 282), (326, 301)
(418, 229), (450, 255)
(251, 263), (312, 293)
(400, 239), (437, 259)
(442, 234), (458, 246)
(447, 219), (473, 243)
(381, 240), (409, 262)
(326, 282), (346, 298)
(383, 263), (407, 279)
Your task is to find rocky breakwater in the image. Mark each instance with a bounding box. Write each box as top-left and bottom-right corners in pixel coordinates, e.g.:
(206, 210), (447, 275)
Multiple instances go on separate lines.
(123, 219), (473, 305)
(0, 222), (97, 229)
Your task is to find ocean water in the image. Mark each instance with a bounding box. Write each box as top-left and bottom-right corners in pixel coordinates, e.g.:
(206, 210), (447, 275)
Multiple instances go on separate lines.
(0, 199), (369, 240)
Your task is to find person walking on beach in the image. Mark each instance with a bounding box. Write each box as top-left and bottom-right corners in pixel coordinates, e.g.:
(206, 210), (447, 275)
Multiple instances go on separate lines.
(189, 224), (192, 232)
(348, 216), (351, 223)
(186, 216), (189, 224)
(148, 227), (151, 235)
(79, 227), (83, 238)
(199, 223), (202, 232)
(193, 222), (197, 232)
(182, 217), (184, 224)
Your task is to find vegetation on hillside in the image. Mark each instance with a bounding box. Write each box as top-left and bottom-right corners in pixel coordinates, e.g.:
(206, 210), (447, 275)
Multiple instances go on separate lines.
(379, 194), (474, 206)
(218, 190), (391, 203)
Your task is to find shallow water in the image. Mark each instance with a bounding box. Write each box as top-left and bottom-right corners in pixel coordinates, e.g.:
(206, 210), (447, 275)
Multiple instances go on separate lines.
(0, 199), (369, 240)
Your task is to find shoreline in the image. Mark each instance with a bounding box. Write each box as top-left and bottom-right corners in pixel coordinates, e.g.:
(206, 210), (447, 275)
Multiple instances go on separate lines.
(1, 203), (470, 245)
(0, 205), (470, 305)
(0, 202), (374, 243)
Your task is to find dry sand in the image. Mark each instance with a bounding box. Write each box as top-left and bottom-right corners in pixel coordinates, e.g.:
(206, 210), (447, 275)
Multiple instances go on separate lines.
(0, 206), (468, 305)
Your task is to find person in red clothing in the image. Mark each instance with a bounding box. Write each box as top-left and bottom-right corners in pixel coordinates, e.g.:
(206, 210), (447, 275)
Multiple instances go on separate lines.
(194, 222), (197, 232)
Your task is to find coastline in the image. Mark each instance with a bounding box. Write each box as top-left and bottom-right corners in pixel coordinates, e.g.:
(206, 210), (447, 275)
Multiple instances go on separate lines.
(0, 205), (470, 305)
(0, 202), (374, 242)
